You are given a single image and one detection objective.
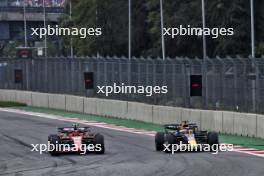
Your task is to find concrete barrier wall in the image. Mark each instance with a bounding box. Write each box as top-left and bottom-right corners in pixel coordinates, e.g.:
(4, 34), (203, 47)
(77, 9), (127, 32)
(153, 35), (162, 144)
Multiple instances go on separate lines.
(181, 108), (190, 122)
(0, 90), (4, 101)
(15, 91), (32, 105)
(0, 89), (264, 139)
(222, 111), (235, 134)
(213, 111), (223, 133)
(234, 113), (257, 137)
(257, 115), (264, 139)
(127, 102), (153, 123)
(0, 89), (16, 102)
(84, 98), (98, 115)
(96, 99), (127, 118)
(188, 109), (202, 129)
(31, 92), (49, 108)
(48, 94), (66, 110)
(65, 95), (84, 113)
(153, 106), (182, 124)
(200, 110), (214, 131)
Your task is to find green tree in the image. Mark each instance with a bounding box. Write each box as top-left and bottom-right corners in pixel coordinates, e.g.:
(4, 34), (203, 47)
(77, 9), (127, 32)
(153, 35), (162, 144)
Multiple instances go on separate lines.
(60, 0), (264, 58)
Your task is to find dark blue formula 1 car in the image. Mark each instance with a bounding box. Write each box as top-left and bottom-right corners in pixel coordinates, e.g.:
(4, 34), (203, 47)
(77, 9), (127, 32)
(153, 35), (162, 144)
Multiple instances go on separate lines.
(155, 121), (219, 153)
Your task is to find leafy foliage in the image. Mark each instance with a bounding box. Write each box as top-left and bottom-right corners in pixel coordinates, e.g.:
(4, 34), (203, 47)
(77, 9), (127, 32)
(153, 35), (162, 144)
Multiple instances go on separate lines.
(61, 0), (264, 58)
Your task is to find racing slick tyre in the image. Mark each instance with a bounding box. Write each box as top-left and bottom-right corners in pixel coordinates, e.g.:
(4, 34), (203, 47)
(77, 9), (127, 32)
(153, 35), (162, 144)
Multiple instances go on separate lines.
(155, 132), (165, 151)
(94, 134), (105, 154)
(164, 134), (176, 153)
(48, 134), (61, 156)
(207, 132), (219, 151)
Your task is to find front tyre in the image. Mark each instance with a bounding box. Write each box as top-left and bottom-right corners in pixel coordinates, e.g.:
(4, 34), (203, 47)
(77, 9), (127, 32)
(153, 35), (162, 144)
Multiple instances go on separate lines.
(48, 134), (61, 156)
(207, 132), (219, 151)
(94, 134), (105, 154)
(155, 132), (165, 151)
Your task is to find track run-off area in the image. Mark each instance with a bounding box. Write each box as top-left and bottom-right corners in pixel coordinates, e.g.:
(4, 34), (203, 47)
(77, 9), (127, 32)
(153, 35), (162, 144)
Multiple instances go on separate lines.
(0, 108), (264, 176)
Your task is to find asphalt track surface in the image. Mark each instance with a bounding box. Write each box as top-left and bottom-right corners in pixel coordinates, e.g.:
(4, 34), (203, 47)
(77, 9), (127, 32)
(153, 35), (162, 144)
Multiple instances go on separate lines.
(0, 111), (264, 176)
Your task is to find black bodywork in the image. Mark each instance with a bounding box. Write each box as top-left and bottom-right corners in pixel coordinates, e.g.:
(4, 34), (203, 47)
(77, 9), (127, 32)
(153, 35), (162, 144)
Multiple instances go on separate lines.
(163, 123), (208, 144)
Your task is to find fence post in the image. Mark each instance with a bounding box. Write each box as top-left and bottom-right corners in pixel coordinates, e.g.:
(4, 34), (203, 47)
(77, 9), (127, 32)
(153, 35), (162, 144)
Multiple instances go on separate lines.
(162, 58), (166, 105)
(255, 59), (260, 113)
(183, 58), (189, 108)
(171, 58), (176, 106)
(230, 57), (238, 110)
(153, 61), (157, 104)
(203, 58), (208, 108)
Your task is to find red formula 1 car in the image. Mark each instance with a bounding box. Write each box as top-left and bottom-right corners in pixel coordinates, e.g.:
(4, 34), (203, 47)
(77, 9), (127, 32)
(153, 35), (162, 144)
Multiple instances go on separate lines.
(48, 124), (105, 156)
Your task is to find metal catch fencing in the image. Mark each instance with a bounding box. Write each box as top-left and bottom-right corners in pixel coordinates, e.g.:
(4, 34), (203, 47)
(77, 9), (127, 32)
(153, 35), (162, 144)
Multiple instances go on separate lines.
(0, 56), (263, 113)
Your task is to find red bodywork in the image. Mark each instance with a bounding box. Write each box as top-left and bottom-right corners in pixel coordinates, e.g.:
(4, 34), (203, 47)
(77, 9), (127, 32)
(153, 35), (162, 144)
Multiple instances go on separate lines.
(58, 127), (95, 152)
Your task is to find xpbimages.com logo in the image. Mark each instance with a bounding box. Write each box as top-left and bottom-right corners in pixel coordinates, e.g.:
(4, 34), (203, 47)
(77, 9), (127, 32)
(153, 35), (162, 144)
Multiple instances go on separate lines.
(163, 142), (234, 154)
(97, 83), (168, 96)
(163, 25), (234, 39)
(31, 25), (102, 39)
(31, 142), (102, 155)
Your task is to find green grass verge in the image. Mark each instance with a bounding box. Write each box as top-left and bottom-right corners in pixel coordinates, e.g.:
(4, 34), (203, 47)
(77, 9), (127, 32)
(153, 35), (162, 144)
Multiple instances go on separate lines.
(14, 106), (264, 150)
(0, 101), (27, 107)
(219, 134), (264, 150)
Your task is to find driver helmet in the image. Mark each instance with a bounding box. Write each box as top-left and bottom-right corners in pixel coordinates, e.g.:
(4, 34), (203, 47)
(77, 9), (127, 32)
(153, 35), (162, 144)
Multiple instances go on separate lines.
(72, 123), (79, 130)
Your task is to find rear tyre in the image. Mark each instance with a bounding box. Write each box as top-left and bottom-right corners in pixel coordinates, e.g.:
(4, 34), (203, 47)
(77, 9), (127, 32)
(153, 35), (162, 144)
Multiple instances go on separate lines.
(48, 134), (61, 156)
(207, 132), (219, 151)
(94, 134), (105, 154)
(155, 132), (165, 151)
